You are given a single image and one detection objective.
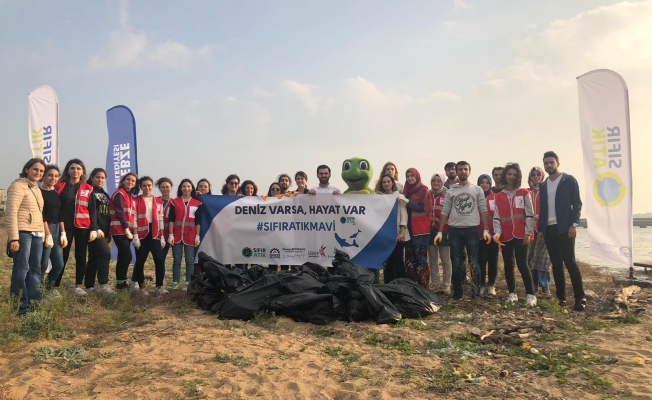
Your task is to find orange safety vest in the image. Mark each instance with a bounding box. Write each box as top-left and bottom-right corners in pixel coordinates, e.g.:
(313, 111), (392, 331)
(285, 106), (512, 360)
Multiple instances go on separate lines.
(134, 196), (163, 239)
(55, 182), (93, 228)
(495, 188), (531, 241)
(478, 191), (499, 238)
(109, 189), (135, 236)
(170, 197), (202, 245)
(432, 193), (448, 233)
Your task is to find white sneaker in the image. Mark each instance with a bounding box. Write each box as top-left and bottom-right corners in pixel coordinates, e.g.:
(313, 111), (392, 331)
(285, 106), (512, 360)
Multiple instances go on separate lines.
(140, 288), (149, 296)
(172, 282), (179, 290)
(74, 287), (88, 297)
(526, 294), (537, 307)
(181, 281), (189, 291)
(479, 287), (486, 296)
(441, 285), (451, 295)
(131, 281), (140, 290)
(487, 286), (497, 296)
(51, 289), (61, 299)
(98, 284), (115, 294)
(87, 287), (96, 293)
(156, 287), (169, 295)
(506, 293), (518, 304)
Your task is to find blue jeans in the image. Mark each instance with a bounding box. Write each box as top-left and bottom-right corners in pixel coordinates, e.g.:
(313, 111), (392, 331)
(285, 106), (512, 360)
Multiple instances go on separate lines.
(532, 270), (551, 290)
(172, 243), (195, 283)
(10, 232), (44, 314)
(448, 227), (481, 294)
(41, 223), (64, 290)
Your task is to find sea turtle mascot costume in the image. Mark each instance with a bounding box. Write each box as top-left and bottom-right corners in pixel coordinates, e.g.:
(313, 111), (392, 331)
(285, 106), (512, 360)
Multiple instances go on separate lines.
(341, 157), (381, 282)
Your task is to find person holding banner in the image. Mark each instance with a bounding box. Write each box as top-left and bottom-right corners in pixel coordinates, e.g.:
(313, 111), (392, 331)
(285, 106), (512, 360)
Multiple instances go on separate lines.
(197, 179), (212, 195)
(427, 173), (452, 294)
(39, 165), (65, 296)
(527, 166), (552, 294)
(267, 182), (282, 197)
(241, 180), (258, 196)
(132, 176), (166, 295)
(221, 175), (240, 196)
(293, 171), (309, 194)
(492, 163), (537, 307)
(110, 172), (139, 291)
(477, 173), (499, 297)
(380, 174), (408, 283)
(7, 158), (45, 315)
(85, 168), (113, 294)
(537, 151), (586, 311)
(54, 159), (93, 296)
(398, 168), (433, 289)
(309, 165), (341, 195)
(168, 179), (201, 290)
(278, 174), (292, 195)
(156, 177), (173, 260)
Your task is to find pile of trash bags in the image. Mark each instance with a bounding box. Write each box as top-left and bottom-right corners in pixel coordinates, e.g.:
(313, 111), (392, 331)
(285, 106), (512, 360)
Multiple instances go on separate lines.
(189, 250), (445, 325)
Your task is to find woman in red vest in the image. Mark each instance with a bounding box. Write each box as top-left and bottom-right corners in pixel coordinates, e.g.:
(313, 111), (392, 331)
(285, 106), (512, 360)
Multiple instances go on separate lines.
(492, 163), (537, 306)
(427, 173), (452, 294)
(156, 177), (174, 260)
(53, 158), (94, 297)
(168, 179), (202, 290)
(131, 176), (166, 295)
(110, 172), (138, 290)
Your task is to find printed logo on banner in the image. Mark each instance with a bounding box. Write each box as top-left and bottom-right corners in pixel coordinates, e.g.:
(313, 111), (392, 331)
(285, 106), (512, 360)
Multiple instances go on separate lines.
(270, 248), (281, 259)
(620, 246), (632, 257)
(589, 127), (627, 208)
(593, 172), (626, 207)
(282, 247), (306, 259)
(339, 216), (357, 225)
(308, 250), (319, 258)
(242, 247), (253, 258)
(253, 248), (266, 257)
(318, 245), (327, 257)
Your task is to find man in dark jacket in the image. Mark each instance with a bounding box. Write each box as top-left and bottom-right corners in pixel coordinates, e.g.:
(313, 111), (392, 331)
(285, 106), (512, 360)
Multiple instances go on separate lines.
(537, 151), (586, 311)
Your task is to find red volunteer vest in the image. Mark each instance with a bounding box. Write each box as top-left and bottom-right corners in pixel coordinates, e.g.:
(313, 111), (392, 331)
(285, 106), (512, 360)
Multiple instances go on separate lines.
(478, 191), (499, 238)
(170, 197), (202, 245)
(109, 189), (136, 236)
(432, 193), (449, 233)
(160, 197), (171, 239)
(55, 182), (93, 228)
(495, 188), (531, 241)
(134, 196), (163, 239)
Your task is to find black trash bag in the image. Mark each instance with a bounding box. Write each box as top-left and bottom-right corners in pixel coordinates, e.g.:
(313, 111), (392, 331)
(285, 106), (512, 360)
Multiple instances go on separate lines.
(268, 293), (332, 312)
(203, 260), (252, 293)
(307, 297), (337, 325)
(187, 273), (222, 301)
(246, 265), (269, 282)
(197, 291), (228, 311)
(269, 293), (336, 325)
(345, 290), (374, 322)
(217, 281), (283, 320)
(376, 278), (446, 318)
(358, 284), (402, 324)
(297, 262), (330, 283)
(279, 272), (327, 294)
(331, 249), (374, 284)
(325, 276), (358, 298)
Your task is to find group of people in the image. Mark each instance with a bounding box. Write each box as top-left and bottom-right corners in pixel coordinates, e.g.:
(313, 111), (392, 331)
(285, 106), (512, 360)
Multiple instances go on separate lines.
(5, 151), (586, 316)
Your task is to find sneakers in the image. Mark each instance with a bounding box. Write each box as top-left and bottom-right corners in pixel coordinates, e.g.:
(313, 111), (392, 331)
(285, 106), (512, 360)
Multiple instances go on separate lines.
(131, 281), (140, 291)
(97, 284), (115, 294)
(452, 291), (463, 301)
(139, 288), (149, 296)
(74, 287), (88, 297)
(51, 289), (61, 299)
(172, 282), (179, 290)
(156, 287), (169, 295)
(479, 287), (486, 296)
(542, 287), (550, 294)
(486, 286), (496, 296)
(526, 294), (537, 307)
(181, 281), (190, 291)
(506, 293), (518, 304)
(573, 298), (587, 312)
(116, 281), (129, 290)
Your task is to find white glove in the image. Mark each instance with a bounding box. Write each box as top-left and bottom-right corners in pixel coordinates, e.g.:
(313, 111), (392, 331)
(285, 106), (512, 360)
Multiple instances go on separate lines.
(160, 236), (166, 249)
(433, 232), (443, 245)
(97, 229), (105, 239)
(194, 235), (200, 247)
(125, 228), (133, 240)
(397, 193), (409, 203)
(483, 230), (492, 242)
(45, 235), (54, 248)
(168, 234), (175, 246)
(132, 236), (141, 249)
(60, 232), (68, 248)
(89, 231), (97, 242)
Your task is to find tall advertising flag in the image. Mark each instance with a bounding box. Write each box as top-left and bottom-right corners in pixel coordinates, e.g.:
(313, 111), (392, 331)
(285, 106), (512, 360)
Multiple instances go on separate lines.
(28, 85), (59, 165)
(577, 69), (633, 267)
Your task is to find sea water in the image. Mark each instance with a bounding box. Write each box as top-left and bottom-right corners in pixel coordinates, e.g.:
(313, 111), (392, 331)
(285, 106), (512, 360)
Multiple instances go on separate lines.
(575, 227), (652, 273)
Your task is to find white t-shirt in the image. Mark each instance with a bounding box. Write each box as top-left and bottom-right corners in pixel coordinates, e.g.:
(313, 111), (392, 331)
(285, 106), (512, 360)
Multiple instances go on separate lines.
(311, 185), (340, 194)
(546, 176), (561, 225)
(144, 196), (153, 223)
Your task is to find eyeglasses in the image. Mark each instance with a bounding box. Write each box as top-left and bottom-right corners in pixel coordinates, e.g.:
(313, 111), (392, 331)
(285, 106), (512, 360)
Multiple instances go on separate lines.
(228, 181), (239, 186)
(270, 188), (281, 192)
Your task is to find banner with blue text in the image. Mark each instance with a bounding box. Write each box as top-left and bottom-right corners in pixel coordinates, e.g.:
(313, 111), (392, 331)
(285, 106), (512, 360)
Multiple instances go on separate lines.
(198, 194), (398, 269)
(105, 105), (138, 196)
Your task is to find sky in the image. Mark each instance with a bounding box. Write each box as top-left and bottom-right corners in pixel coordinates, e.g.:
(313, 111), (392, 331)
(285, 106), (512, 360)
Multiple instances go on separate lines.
(1, 0), (651, 213)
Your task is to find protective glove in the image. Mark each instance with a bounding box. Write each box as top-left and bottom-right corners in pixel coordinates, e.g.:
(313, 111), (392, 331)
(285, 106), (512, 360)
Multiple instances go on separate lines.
(397, 193), (409, 203)
(261, 195), (268, 201)
(125, 228), (133, 240)
(89, 230), (97, 242)
(160, 236), (166, 249)
(45, 235), (54, 248)
(433, 232), (443, 245)
(60, 232), (68, 248)
(483, 230), (492, 244)
(194, 235), (200, 247)
(493, 235), (505, 249)
(132, 236), (141, 249)
(168, 234), (175, 246)
(97, 229), (105, 239)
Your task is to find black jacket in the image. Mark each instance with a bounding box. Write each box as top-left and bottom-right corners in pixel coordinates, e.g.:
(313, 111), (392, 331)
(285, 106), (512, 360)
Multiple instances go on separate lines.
(538, 173), (582, 234)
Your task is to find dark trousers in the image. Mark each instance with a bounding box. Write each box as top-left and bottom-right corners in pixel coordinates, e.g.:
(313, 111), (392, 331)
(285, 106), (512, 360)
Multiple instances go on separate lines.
(133, 229), (166, 287)
(384, 242), (405, 283)
(85, 237), (111, 287)
(112, 235), (132, 282)
(502, 238), (535, 295)
(449, 227), (481, 294)
(544, 225), (585, 301)
(56, 225), (90, 286)
(479, 240), (499, 286)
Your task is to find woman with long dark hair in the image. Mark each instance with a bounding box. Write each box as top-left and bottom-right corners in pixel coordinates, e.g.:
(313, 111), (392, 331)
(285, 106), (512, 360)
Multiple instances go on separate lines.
(221, 174), (240, 196)
(241, 180), (258, 196)
(374, 162), (403, 193)
(53, 158), (94, 296)
(197, 178), (212, 195)
(110, 172), (139, 290)
(40, 165), (64, 297)
(7, 158), (45, 315)
(85, 168), (113, 294)
(168, 179), (201, 290)
(156, 177), (174, 260)
(380, 174), (409, 283)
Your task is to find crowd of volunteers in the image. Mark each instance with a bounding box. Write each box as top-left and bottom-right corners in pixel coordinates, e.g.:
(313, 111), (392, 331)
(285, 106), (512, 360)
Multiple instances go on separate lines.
(5, 151), (587, 316)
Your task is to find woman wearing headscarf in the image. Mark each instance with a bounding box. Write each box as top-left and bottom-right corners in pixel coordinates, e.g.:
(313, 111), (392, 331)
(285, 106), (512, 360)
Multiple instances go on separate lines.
(427, 173), (452, 293)
(477, 173), (499, 297)
(527, 166), (552, 294)
(398, 168), (433, 289)
(6, 158), (45, 315)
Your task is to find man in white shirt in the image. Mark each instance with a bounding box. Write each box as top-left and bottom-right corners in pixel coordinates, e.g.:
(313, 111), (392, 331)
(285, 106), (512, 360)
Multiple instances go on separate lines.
(309, 165), (341, 195)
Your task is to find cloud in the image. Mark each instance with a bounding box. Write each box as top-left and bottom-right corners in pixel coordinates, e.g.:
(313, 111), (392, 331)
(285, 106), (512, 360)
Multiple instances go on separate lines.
(282, 80), (336, 114)
(89, 0), (214, 71)
(453, 0), (473, 10)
